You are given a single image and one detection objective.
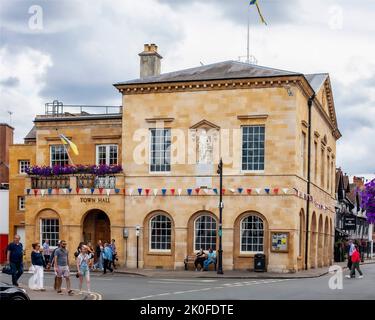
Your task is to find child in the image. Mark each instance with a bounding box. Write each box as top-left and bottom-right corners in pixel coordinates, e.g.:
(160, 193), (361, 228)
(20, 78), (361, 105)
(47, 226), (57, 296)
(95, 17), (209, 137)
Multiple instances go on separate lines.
(76, 245), (91, 293)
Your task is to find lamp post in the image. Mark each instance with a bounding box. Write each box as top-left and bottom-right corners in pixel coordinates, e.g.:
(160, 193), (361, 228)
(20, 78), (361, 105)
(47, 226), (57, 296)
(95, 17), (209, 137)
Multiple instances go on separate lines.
(217, 158), (224, 274)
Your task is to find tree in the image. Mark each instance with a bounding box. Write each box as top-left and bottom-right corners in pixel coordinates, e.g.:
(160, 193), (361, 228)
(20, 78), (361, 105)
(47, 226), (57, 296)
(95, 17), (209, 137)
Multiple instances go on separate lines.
(361, 179), (375, 223)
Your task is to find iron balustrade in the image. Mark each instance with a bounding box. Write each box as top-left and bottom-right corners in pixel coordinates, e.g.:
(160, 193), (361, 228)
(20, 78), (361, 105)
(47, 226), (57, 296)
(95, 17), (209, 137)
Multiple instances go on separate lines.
(77, 175), (116, 189)
(31, 176), (70, 189)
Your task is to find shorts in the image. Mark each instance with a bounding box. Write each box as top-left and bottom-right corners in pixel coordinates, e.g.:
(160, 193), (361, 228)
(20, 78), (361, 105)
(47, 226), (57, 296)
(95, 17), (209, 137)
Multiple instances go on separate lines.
(80, 267), (89, 277)
(56, 265), (70, 278)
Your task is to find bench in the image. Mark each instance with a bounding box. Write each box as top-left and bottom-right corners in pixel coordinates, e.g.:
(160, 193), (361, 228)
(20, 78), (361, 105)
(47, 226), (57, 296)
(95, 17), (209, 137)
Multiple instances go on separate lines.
(184, 255), (217, 271)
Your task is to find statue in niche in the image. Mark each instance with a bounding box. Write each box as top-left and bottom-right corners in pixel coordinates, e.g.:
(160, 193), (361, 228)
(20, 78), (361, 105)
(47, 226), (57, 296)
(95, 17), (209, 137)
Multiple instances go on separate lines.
(197, 129), (213, 164)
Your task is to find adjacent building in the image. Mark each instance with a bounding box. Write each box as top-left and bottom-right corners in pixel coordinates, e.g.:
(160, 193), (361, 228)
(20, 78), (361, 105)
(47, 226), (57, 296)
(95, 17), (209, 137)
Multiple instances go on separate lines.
(9, 44), (341, 272)
(0, 123), (13, 263)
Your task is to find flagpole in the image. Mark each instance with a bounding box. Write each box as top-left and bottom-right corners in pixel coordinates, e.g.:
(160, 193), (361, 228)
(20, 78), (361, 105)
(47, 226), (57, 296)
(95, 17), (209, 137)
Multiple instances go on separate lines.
(247, 5), (250, 63)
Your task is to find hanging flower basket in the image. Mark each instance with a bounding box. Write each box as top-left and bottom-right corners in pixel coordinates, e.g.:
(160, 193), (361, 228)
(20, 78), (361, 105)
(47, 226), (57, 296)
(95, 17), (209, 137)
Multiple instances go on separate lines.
(25, 164), (123, 177)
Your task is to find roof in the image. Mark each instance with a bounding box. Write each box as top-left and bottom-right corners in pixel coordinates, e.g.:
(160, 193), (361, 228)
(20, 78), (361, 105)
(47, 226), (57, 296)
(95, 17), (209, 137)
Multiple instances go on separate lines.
(115, 60), (328, 93)
(115, 60), (302, 86)
(33, 114), (122, 123)
(24, 126), (36, 141)
(304, 73), (329, 92)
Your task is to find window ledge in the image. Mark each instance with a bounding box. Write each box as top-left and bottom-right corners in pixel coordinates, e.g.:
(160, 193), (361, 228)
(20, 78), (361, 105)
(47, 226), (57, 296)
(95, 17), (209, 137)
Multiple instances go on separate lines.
(148, 251), (172, 256)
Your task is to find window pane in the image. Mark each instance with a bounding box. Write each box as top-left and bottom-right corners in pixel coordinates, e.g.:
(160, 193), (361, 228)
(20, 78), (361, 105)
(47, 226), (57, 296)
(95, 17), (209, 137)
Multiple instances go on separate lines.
(150, 129), (171, 172)
(240, 215), (264, 253)
(242, 126), (265, 171)
(150, 215), (172, 250)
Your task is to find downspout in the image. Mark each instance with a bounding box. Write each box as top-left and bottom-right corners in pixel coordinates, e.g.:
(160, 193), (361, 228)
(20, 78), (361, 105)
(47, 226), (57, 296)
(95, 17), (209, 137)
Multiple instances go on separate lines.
(305, 93), (315, 270)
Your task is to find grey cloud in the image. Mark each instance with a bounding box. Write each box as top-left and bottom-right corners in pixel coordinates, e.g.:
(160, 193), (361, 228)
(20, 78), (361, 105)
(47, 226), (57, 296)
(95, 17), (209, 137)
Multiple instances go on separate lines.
(0, 76), (20, 87)
(158, 0), (302, 25)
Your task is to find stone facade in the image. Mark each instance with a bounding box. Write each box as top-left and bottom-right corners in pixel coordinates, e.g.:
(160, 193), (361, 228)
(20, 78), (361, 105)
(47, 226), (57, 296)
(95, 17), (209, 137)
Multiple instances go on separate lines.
(9, 51), (341, 272)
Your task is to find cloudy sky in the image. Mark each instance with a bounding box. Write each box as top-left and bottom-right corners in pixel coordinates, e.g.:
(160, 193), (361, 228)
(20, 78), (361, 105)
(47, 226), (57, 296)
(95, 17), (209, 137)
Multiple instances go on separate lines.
(0, 0), (374, 177)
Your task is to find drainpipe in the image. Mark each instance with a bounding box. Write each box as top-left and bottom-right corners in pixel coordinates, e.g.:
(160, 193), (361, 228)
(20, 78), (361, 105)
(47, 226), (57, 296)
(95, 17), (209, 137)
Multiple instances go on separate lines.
(305, 93), (315, 270)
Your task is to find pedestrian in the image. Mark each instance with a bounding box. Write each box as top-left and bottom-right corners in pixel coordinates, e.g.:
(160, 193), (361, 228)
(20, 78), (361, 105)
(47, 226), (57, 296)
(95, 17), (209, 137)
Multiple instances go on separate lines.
(6, 234), (24, 287)
(346, 245), (363, 279)
(42, 240), (51, 269)
(109, 239), (117, 269)
(74, 242), (84, 259)
(194, 248), (206, 271)
(87, 242), (95, 270)
(102, 243), (113, 274)
(76, 245), (91, 293)
(54, 240), (74, 295)
(50, 240), (61, 290)
(94, 240), (103, 271)
(347, 240), (355, 270)
(203, 248), (216, 271)
(28, 243), (46, 291)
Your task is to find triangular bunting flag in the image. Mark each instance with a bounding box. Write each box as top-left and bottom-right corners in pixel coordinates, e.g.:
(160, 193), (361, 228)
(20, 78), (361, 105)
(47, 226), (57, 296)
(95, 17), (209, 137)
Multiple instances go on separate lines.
(48, 188), (52, 195)
(221, 188), (226, 195)
(128, 188), (134, 196)
(246, 188), (252, 195)
(177, 188), (182, 196)
(41, 189), (46, 197)
(162, 189), (167, 196)
(273, 188), (279, 194)
(282, 188), (289, 194)
(187, 189), (192, 196)
(99, 188), (104, 195)
(62, 188), (67, 195)
(203, 189), (210, 195)
(34, 189), (38, 196)
(115, 188), (120, 194)
(68, 188), (72, 194)
(229, 188), (236, 193)
(106, 189), (111, 196)
(264, 188), (270, 194)
(195, 188), (200, 195)
(83, 188), (88, 194)
(91, 188), (95, 195)
(153, 189), (158, 196)
(26, 189), (31, 195)
(255, 188), (261, 194)
(213, 188), (218, 195)
(238, 188), (243, 194)
(76, 187), (80, 194)
(55, 188), (59, 195)
(122, 188), (126, 195)
(170, 189), (175, 196)
(145, 189), (150, 196)
(137, 188), (142, 196)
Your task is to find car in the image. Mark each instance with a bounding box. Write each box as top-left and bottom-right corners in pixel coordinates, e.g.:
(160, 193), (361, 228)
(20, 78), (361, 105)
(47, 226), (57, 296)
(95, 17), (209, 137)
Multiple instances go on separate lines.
(0, 282), (30, 300)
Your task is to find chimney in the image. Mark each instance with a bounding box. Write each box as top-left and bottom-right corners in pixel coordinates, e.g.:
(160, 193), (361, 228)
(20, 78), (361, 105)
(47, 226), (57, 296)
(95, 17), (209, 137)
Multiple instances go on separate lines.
(138, 43), (163, 79)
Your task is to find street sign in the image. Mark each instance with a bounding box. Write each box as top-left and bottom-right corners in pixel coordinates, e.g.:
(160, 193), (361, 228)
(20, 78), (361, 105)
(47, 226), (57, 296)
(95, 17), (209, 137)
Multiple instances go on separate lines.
(343, 216), (357, 230)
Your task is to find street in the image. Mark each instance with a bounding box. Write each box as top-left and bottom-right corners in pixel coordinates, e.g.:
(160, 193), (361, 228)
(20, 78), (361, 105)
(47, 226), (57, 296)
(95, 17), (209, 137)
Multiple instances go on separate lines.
(1, 263), (374, 300)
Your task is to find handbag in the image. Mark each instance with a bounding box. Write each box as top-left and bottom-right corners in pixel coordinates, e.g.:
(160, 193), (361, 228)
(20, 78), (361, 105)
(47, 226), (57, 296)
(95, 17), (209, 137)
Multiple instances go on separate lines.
(2, 264), (13, 275)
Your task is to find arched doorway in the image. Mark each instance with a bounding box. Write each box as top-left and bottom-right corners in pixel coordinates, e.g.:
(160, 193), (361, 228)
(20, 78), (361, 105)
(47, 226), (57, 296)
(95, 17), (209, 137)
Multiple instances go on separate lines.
(82, 209), (111, 245)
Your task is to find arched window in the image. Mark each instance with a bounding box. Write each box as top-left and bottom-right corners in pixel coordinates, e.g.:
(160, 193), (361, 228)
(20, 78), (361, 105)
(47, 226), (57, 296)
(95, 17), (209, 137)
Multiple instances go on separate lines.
(240, 215), (264, 253)
(150, 214), (171, 251)
(194, 215), (217, 251)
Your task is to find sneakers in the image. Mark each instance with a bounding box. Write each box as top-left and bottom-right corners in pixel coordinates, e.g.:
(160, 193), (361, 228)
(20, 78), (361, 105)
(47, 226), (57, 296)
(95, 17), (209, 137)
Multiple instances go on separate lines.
(345, 275), (351, 278)
(358, 275), (363, 279)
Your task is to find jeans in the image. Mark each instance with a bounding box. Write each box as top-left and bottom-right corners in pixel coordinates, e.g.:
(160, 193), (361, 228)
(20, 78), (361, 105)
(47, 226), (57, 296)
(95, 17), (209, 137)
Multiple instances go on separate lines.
(350, 262), (363, 278)
(94, 254), (103, 270)
(103, 259), (113, 274)
(203, 258), (216, 271)
(10, 262), (23, 286)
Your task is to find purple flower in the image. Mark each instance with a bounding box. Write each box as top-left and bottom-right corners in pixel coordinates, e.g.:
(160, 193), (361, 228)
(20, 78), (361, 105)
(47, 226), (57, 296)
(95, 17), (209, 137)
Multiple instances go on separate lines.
(26, 164), (123, 177)
(361, 179), (375, 224)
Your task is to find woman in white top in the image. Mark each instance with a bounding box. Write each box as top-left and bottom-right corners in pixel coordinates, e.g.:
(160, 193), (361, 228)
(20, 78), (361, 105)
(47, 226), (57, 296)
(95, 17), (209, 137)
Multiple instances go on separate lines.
(76, 245), (91, 293)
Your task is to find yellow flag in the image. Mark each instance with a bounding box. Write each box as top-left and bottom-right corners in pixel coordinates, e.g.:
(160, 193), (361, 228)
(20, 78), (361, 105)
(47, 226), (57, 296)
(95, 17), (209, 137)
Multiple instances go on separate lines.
(59, 134), (79, 156)
(249, 0), (267, 25)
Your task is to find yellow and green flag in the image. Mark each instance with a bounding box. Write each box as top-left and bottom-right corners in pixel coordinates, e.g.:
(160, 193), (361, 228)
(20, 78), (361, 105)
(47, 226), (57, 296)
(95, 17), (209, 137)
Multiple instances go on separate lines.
(249, 0), (267, 25)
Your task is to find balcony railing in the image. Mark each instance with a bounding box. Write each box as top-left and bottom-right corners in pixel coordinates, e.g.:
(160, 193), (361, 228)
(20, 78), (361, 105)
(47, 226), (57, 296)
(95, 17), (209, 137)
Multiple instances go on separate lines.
(31, 176), (70, 189)
(77, 175), (116, 189)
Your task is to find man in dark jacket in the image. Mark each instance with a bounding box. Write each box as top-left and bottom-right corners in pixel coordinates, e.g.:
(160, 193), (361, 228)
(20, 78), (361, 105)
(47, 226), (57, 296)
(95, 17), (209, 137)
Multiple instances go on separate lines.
(6, 235), (24, 286)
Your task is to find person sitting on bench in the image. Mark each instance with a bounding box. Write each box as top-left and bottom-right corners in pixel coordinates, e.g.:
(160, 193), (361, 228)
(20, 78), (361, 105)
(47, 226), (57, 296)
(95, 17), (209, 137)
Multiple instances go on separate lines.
(203, 248), (216, 271)
(194, 248), (206, 271)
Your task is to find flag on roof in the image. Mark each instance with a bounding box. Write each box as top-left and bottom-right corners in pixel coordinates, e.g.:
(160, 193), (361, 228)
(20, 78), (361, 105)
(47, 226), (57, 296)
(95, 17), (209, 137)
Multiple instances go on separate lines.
(249, 0), (267, 25)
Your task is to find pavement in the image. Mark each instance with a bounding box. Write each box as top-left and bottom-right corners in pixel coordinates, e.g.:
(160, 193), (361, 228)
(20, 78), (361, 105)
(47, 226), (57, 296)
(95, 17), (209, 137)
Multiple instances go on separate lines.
(87, 258), (375, 279)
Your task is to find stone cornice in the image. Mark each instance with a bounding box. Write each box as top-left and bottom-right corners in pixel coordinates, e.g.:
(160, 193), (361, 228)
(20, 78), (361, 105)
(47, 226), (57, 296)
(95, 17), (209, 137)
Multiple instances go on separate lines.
(115, 76), (303, 96)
